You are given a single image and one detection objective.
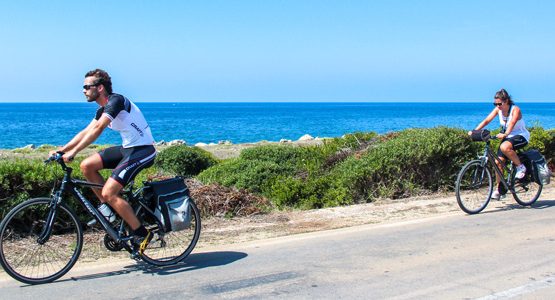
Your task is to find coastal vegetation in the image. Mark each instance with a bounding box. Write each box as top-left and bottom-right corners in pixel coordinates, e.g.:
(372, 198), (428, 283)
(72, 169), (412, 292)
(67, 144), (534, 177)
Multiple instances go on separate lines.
(154, 145), (218, 177)
(1, 127), (553, 220)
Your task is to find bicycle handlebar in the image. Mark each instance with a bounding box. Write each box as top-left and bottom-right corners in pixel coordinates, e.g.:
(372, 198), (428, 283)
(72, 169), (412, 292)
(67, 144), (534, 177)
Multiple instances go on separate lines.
(44, 152), (69, 170)
(469, 129), (500, 142)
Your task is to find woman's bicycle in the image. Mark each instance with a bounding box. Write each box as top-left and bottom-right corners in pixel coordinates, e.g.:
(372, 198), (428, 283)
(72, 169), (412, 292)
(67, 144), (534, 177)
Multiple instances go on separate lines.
(0, 153), (201, 284)
(455, 130), (542, 214)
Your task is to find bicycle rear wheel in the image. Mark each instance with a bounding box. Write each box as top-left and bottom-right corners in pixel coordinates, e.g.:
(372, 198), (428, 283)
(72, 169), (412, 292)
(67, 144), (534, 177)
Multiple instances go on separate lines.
(139, 200), (201, 266)
(0, 198), (83, 284)
(455, 160), (493, 214)
(511, 168), (542, 206)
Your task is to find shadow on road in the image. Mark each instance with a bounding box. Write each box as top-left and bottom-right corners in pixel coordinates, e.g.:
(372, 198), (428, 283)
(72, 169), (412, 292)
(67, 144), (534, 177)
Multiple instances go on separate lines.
(62, 251), (247, 283)
(478, 199), (555, 215)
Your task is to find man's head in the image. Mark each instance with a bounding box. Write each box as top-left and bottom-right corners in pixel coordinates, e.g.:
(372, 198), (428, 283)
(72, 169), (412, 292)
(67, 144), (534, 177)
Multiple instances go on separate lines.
(83, 69), (112, 102)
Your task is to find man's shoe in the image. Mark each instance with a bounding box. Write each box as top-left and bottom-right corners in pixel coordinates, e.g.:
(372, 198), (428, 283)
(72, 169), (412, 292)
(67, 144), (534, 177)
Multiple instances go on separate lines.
(515, 164), (527, 180)
(130, 230), (152, 259)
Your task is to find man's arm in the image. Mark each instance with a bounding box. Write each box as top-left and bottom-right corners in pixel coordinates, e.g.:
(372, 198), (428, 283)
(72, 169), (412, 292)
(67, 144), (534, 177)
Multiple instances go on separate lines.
(57, 119), (97, 153)
(62, 115), (111, 162)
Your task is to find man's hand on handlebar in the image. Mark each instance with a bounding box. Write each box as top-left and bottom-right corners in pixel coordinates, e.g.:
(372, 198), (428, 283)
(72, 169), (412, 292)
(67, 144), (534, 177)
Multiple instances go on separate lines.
(62, 151), (76, 163)
(48, 150), (59, 157)
(45, 151), (65, 163)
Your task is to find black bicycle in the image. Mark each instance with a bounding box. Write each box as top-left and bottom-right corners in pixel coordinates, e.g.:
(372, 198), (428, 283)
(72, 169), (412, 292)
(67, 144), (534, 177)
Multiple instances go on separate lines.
(0, 153), (201, 284)
(455, 130), (542, 214)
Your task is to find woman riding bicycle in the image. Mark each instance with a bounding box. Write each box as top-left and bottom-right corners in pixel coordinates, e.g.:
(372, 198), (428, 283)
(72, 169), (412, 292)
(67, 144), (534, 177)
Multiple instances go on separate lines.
(469, 88), (530, 199)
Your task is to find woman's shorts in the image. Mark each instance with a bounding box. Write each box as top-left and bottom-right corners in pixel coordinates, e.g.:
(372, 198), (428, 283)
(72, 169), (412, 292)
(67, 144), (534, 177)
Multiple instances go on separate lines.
(497, 135), (528, 158)
(98, 145), (156, 186)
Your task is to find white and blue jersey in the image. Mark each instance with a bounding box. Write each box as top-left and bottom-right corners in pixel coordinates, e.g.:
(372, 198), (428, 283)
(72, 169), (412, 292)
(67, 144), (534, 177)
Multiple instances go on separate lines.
(94, 94), (155, 148)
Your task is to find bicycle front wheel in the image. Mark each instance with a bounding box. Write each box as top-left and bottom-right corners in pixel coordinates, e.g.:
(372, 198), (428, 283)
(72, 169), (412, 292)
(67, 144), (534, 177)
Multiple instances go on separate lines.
(140, 200), (201, 266)
(455, 160), (493, 214)
(511, 168), (542, 206)
(0, 198), (83, 284)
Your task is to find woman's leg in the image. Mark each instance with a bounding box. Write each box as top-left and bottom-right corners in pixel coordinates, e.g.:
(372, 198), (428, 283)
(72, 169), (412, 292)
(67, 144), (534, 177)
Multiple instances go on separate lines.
(495, 156), (505, 186)
(499, 141), (522, 166)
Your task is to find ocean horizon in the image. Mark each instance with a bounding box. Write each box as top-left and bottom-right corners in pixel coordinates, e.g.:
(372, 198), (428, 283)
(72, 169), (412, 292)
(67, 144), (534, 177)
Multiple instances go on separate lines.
(1, 102), (554, 149)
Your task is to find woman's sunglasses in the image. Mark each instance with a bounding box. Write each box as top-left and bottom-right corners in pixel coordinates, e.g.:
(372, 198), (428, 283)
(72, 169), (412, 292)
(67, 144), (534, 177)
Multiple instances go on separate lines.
(493, 102), (503, 106)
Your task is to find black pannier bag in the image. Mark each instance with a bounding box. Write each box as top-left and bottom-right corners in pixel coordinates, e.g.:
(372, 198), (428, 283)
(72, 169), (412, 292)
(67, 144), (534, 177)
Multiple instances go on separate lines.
(518, 150), (551, 185)
(470, 129), (491, 142)
(144, 177), (191, 232)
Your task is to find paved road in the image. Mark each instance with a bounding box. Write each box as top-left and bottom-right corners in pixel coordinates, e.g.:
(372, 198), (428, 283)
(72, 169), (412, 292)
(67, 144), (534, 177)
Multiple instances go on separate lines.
(2, 198), (555, 299)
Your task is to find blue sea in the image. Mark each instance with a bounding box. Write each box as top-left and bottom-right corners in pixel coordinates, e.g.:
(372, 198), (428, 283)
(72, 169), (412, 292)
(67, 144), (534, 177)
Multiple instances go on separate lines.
(1, 102), (554, 149)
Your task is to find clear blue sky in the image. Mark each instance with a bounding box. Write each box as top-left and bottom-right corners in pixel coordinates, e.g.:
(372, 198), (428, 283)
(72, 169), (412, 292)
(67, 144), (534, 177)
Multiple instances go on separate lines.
(1, 1), (554, 102)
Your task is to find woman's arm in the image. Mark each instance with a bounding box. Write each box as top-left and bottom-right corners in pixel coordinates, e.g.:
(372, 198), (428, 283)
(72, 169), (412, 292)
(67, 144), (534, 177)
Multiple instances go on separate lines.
(472, 108), (498, 132)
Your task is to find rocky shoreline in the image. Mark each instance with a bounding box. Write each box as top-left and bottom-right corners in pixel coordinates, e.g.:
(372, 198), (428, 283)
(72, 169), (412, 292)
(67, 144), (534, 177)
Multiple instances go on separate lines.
(5, 133), (329, 160)
(152, 133), (325, 147)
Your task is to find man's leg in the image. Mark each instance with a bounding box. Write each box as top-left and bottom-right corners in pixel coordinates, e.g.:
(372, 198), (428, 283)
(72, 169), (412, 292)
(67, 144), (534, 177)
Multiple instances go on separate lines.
(101, 178), (141, 230)
(80, 153), (106, 202)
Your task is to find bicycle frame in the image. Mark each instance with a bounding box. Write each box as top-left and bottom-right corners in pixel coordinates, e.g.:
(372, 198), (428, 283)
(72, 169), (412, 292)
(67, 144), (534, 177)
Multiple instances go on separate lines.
(478, 140), (515, 194)
(40, 154), (149, 246)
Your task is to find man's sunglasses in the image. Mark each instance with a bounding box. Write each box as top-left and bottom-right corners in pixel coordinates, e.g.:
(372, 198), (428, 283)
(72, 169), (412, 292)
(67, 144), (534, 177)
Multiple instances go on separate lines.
(83, 83), (101, 90)
(493, 102), (503, 106)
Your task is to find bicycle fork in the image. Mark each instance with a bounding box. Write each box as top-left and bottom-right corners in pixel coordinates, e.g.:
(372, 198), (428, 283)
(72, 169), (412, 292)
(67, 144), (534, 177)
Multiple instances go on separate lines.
(37, 191), (62, 245)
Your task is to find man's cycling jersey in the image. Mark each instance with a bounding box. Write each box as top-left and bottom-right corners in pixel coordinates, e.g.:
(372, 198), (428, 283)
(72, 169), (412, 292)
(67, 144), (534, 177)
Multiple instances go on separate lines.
(94, 94), (155, 148)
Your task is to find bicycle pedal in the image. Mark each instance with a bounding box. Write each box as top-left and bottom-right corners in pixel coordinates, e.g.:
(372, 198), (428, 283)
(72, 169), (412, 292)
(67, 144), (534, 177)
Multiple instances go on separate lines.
(130, 251), (143, 261)
(86, 219), (97, 226)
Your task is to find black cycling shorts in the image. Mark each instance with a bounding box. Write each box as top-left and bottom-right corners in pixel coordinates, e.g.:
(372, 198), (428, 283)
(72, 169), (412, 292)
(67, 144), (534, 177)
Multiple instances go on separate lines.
(98, 145), (156, 186)
(497, 135), (528, 158)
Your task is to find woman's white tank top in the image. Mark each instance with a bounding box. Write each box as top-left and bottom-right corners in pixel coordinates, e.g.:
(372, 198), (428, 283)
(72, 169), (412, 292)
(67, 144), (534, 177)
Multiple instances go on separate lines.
(498, 105), (530, 141)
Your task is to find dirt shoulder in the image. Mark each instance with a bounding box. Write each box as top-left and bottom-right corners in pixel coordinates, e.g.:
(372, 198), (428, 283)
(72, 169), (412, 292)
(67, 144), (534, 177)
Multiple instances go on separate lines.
(199, 185), (555, 248)
(199, 192), (461, 247)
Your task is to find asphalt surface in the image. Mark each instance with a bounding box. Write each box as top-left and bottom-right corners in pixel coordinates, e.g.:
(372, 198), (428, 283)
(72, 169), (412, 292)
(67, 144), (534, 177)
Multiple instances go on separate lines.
(2, 196), (555, 299)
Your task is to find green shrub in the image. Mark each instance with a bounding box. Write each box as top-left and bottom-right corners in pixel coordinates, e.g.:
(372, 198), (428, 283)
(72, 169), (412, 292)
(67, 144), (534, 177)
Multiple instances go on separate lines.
(198, 158), (295, 193)
(0, 159), (56, 217)
(199, 145), (307, 193)
(240, 144), (303, 164)
(155, 145), (218, 177)
(199, 128), (483, 208)
(527, 126), (552, 155)
(301, 132), (379, 173)
(330, 127), (480, 202)
(197, 132), (388, 208)
(327, 132), (379, 150)
(266, 175), (351, 209)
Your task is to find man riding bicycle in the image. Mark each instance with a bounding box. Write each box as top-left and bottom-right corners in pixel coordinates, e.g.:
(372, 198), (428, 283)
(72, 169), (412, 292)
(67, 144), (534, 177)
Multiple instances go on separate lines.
(50, 69), (156, 257)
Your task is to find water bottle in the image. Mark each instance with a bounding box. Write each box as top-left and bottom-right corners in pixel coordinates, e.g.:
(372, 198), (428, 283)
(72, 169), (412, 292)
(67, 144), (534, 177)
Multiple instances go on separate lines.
(98, 203), (116, 223)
